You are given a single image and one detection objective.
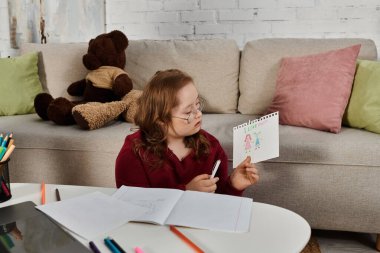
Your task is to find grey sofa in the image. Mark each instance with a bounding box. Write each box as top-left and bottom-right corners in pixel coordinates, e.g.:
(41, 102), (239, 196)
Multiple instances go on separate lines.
(1, 38), (379, 241)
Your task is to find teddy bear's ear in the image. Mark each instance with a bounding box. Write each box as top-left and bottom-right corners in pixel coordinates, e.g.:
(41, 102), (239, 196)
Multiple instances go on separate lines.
(109, 30), (129, 52)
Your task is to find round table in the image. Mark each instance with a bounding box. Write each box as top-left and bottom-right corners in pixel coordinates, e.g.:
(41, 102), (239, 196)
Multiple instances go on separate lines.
(1, 183), (311, 253)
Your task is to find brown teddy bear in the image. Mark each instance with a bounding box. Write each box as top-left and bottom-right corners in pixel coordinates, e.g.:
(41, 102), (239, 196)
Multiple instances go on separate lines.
(34, 30), (133, 127)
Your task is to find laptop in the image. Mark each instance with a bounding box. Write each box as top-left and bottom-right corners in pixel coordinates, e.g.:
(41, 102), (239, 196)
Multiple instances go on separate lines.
(0, 201), (90, 253)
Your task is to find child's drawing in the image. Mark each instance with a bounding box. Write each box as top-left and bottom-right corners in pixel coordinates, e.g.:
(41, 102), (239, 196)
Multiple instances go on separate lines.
(233, 112), (279, 167)
(243, 131), (262, 154)
(244, 134), (252, 153)
(253, 132), (262, 150)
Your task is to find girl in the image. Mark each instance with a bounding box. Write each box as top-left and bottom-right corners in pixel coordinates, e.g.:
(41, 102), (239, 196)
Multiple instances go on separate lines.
(115, 69), (259, 196)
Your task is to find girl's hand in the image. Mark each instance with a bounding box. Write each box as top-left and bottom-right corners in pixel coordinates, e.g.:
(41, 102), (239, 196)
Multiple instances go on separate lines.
(186, 174), (219, 193)
(230, 156), (259, 191)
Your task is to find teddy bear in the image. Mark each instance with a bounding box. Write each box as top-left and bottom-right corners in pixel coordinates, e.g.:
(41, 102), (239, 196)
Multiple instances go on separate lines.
(34, 30), (133, 128)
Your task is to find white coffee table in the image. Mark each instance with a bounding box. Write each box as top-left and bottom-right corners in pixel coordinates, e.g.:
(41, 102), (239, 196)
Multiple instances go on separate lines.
(0, 183), (311, 253)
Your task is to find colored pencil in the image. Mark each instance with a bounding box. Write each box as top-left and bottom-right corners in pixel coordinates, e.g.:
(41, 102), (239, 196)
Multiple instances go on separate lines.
(134, 247), (145, 253)
(55, 188), (61, 201)
(110, 238), (126, 253)
(104, 237), (121, 253)
(41, 181), (46, 205)
(1, 144), (15, 162)
(89, 241), (102, 253)
(169, 225), (204, 253)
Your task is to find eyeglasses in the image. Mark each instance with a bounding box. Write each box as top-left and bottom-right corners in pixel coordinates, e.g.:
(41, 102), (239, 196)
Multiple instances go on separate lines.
(172, 99), (204, 124)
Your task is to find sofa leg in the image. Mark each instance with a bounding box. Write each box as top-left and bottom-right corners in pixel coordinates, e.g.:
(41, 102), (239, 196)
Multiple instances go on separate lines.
(376, 234), (380, 251)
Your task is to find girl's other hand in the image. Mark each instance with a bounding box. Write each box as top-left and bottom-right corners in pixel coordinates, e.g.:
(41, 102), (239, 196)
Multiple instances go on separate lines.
(230, 156), (259, 191)
(186, 174), (219, 193)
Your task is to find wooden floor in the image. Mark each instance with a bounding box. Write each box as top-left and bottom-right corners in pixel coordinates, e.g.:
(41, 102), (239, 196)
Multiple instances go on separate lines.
(314, 230), (378, 253)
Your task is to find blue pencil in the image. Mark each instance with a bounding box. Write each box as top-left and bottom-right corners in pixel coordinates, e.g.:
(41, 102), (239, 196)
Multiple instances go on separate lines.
(104, 237), (121, 253)
(110, 238), (126, 253)
(1, 135), (8, 148)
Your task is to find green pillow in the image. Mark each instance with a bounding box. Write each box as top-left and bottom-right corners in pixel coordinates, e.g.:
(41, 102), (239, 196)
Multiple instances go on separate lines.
(0, 52), (43, 116)
(343, 60), (380, 134)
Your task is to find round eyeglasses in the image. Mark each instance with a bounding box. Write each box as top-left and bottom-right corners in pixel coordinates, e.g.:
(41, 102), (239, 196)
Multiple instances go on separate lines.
(172, 99), (204, 124)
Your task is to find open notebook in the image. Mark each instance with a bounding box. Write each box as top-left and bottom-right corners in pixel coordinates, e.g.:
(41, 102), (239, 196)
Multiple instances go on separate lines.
(113, 186), (252, 233)
(37, 186), (253, 240)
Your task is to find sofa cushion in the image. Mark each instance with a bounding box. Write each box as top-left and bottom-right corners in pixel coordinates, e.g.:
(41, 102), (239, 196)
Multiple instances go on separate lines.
(343, 60), (380, 134)
(266, 44), (361, 133)
(239, 38), (378, 115)
(275, 125), (380, 167)
(20, 43), (88, 100)
(126, 39), (240, 113)
(0, 52), (43, 116)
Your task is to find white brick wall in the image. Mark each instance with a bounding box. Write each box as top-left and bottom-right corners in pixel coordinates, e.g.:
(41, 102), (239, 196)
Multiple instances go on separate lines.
(164, 0), (198, 11)
(239, 0), (277, 9)
(106, 0), (380, 53)
(1, 1), (379, 56)
(181, 10), (215, 22)
(201, 0), (236, 10)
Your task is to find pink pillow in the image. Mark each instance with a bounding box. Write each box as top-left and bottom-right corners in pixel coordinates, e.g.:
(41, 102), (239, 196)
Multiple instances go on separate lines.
(267, 44), (361, 133)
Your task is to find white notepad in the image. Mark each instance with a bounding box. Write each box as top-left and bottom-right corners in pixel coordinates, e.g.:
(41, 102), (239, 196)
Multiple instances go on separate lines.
(233, 112), (279, 167)
(112, 186), (253, 233)
(37, 186), (253, 241)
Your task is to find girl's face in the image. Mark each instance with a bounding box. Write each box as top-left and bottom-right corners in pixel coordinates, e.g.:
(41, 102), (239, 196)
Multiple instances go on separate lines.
(168, 82), (202, 139)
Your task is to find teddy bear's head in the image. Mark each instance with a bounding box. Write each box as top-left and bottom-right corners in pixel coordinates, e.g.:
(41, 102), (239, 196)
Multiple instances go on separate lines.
(82, 30), (128, 70)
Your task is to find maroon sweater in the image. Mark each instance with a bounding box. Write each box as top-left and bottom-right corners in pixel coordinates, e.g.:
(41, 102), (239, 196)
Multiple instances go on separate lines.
(115, 130), (243, 196)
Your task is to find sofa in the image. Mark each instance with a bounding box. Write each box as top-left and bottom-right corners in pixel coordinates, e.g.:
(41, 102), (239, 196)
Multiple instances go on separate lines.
(1, 38), (380, 240)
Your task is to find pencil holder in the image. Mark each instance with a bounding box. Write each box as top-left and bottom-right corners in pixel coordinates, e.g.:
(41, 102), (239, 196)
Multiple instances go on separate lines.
(0, 159), (12, 202)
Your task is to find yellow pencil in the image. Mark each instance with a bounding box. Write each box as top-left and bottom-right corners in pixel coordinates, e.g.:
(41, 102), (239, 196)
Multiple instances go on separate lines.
(1, 144), (15, 162)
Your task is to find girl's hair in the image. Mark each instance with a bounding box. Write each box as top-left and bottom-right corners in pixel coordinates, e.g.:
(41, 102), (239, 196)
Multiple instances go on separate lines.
(134, 69), (210, 168)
